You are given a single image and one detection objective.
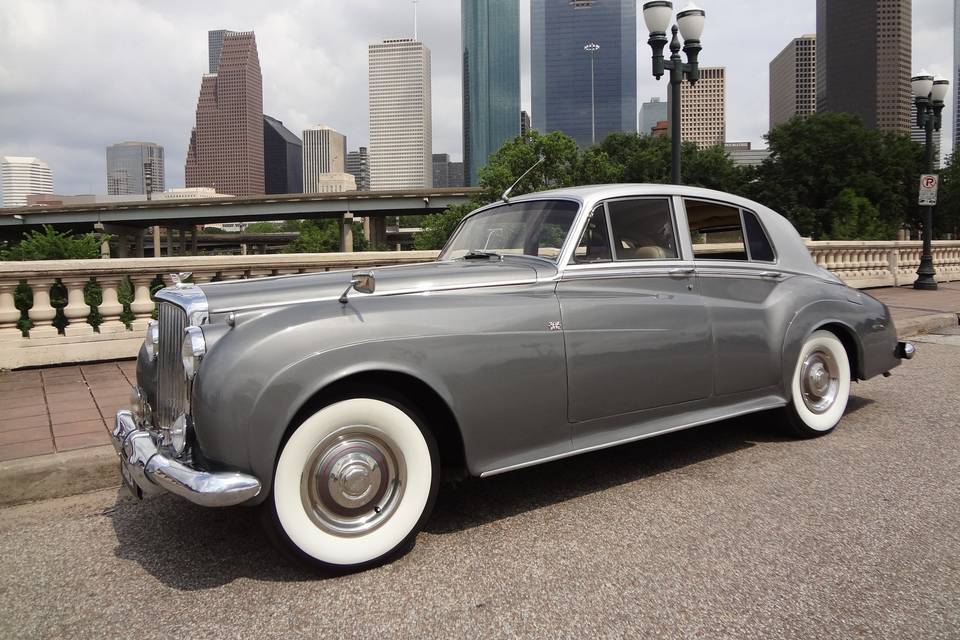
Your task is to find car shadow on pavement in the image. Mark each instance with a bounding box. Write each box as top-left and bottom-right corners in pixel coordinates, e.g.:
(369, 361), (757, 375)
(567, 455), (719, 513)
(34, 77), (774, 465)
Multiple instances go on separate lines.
(106, 492), (320, 589)
(426, 399), (874, 535)
(107, 398), (874, 589)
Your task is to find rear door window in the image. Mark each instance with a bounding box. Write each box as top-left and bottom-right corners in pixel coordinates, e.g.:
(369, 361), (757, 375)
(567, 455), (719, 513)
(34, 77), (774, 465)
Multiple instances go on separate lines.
(606, 198), (679, 261)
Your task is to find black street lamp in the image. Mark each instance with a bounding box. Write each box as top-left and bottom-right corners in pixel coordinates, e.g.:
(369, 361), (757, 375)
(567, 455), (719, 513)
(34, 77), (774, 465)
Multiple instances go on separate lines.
(642, 1), (705, 185)
(911, 70), (949, 291)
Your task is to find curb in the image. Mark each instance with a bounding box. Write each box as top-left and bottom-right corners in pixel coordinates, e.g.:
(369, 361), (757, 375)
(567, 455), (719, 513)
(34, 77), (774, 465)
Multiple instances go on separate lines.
(0, 445), (119, 508)
(896, 312), (960, 339)
(1, 312), (957, 509)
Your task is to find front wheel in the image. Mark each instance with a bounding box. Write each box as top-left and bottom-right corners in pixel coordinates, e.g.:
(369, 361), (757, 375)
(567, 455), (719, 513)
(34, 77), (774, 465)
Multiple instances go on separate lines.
(782, 329), (851, 438)
(266, 396), (438, 571)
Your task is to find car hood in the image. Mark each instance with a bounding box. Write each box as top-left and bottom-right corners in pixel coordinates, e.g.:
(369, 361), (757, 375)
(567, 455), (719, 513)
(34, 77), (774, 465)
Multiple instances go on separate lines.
(197, 257), (549, 313)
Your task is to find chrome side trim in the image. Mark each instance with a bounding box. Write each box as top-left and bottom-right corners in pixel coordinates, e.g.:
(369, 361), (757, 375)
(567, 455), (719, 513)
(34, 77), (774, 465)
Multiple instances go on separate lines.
(478, 399), (786, 477)
(112, 410), (261, 507)
(213, 276), (541, 313)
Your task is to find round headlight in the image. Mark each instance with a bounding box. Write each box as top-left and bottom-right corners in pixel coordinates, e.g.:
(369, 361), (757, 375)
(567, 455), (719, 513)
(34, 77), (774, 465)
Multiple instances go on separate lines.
(181, 326), (206, 380)
(145, 320), (160, 360)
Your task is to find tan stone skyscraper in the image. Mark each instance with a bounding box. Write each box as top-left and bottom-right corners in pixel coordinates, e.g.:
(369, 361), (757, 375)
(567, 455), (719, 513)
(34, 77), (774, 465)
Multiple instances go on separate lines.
(816, 0), (912, 132)
(769, 35), (817, 129)
(671, 67), (725, 148)
(185, 30), (264, 196)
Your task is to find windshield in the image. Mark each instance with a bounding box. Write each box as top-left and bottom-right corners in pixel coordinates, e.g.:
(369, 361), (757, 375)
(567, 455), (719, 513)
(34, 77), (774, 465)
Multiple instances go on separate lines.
(440, 200), (580, 262)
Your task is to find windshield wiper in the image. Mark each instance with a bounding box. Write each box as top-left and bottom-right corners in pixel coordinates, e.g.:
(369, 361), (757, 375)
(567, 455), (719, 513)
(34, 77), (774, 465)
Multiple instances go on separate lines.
(462, 250), (501, 260)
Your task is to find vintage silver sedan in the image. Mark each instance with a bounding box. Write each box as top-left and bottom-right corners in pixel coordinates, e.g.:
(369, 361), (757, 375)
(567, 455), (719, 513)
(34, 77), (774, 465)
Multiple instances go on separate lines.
(113, 184), (913, 571)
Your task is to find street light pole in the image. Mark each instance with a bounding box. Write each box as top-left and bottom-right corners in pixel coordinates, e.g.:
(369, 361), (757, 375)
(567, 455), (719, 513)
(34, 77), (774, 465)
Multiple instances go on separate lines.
(642, 2), (705, 185)
(584, 43), (600, 146)
(911, 71), (949, 291)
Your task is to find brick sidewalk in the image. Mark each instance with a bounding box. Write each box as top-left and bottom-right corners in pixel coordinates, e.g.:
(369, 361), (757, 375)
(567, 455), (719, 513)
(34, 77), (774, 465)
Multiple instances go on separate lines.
(0, 283), (956, 466)
(867, 281), (960, 322)
(0, 362), (134, 462)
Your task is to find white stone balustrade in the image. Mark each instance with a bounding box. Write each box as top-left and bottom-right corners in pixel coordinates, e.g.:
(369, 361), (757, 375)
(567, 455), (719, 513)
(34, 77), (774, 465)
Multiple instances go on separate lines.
(0, 244), (958, 369)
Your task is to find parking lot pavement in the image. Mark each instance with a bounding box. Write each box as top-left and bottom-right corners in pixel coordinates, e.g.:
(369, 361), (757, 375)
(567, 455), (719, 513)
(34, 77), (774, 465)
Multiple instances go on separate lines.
(1, 337), (958, 639)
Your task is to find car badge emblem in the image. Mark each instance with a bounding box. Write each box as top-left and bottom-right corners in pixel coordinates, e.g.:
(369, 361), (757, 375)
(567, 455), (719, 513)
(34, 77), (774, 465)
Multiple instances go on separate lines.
(170, 272), (194, 288)
(548, 321), (562, 332)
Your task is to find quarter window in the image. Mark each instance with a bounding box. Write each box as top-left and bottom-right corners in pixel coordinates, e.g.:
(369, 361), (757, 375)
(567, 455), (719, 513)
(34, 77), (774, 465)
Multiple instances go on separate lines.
(742, 210), (776, 262)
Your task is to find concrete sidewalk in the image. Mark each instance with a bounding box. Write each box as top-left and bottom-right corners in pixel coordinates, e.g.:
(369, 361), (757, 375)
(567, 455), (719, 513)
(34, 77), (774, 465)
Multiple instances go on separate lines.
(0, 283), (957, 506)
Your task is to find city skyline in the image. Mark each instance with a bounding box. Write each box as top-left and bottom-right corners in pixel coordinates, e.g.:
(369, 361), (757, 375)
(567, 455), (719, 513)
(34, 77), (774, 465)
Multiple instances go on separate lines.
(0, 0), (953, 195)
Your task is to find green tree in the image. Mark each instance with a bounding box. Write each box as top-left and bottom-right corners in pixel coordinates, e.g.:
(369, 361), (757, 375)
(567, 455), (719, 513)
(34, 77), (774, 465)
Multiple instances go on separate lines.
(284, 219), (368, 253)
(746, 113), (924, 239)
(935, 154), (960, 238)
(0, 225), (106, 261)
(827, 189), (886, 240)
(243, 221), (285, 233)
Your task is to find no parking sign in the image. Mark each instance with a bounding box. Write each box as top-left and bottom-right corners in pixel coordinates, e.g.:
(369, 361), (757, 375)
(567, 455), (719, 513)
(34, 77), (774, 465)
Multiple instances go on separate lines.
(919, 174), (939, 206)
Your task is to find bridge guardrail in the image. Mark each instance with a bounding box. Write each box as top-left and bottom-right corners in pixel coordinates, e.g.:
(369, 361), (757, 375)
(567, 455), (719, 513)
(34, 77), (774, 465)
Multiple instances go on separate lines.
(1, 242), (959, 369)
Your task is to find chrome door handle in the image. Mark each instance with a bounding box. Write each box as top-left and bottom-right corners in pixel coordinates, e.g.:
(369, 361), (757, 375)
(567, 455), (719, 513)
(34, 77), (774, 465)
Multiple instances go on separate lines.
(759, 271), (783, 279)
(668, 268), (695, 276)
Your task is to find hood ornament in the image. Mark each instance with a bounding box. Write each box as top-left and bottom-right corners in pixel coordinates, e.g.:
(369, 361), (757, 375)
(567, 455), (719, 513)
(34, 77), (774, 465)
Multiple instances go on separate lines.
(170, 272), (194, 288)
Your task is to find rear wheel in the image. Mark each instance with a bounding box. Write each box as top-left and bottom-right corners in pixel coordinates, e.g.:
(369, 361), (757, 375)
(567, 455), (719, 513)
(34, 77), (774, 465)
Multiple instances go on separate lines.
(266, 395), (438, 571)
(782, 330), (851, 438)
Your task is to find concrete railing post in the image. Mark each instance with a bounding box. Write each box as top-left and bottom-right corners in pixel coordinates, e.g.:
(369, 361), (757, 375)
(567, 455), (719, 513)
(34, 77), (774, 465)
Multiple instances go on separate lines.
(25, 279), (59, 338)
(130, 277), (155, 332)
(0, 282), (23, 342)
(62, 277), (94, 337)
(888, 248), (900, 287)
(96, 276), (126, 333)
(341, 213), (354, 252)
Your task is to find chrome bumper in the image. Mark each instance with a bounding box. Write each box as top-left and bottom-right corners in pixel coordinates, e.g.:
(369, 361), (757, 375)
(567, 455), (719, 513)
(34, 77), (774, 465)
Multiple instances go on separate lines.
(111, 410), (261, 507)
(896, 341), (916, 360)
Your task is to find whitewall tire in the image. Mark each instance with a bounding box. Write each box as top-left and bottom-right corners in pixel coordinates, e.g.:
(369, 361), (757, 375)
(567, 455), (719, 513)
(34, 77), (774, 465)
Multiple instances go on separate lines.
(783, 329), (851, 437)
(268, 396), (438, 570)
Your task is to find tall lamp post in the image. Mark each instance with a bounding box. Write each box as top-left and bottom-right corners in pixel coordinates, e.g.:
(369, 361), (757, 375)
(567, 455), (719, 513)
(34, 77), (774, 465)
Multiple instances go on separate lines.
(641, 1), (705, 185)
(584, 43), (600, 145)
(911, 70), (949, 290)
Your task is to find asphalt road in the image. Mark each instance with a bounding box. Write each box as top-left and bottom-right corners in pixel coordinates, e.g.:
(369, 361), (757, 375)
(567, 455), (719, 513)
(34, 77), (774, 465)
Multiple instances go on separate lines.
(1, 333), (958, 640)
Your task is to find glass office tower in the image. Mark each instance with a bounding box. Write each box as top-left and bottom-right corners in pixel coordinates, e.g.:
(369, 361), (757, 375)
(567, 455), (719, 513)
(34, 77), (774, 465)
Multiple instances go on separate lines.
(531, 0), (637, 147)
(462, 0), (520, 186)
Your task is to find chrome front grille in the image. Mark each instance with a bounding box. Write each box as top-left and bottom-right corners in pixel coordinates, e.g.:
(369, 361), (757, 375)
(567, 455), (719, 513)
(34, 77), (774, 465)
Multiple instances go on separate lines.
(156, 302), (189, 427)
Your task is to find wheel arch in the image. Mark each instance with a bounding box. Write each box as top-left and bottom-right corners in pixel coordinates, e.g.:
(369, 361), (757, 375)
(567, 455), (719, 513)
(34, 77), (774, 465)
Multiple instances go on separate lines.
(781, 301), (867, 399)
(280, 369), (468, 482)
(811, 321), (863, 381)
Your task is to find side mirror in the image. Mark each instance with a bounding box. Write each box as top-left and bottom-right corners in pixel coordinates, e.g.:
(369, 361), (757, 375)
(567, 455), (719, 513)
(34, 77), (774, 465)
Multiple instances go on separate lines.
(339, 271), (375, 304)
(352, 273), (375, 294)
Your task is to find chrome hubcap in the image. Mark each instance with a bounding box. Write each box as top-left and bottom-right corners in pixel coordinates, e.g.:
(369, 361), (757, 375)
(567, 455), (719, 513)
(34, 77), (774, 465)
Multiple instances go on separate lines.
(800, 350), (839, 414)
(301, 426), (405, 536)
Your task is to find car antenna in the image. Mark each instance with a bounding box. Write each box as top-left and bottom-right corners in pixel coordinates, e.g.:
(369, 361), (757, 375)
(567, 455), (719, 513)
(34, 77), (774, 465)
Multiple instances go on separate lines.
(501, 153), (546, 204)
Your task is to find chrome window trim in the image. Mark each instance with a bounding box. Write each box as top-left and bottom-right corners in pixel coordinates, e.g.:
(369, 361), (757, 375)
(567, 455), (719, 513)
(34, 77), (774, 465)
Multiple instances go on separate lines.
(678, 196), (782, 267)
(438, 196), (586, 265)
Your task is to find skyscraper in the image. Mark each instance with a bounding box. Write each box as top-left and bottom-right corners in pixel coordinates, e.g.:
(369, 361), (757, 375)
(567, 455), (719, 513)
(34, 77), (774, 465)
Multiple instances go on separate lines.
(639, 97), (668, 136)
(368, 38), (432, 190)
(0, 157), (53, 208)
(671, 67), (726, 147)
(954, 0), (959, 153)
(432, 153), (465, 188)
(106, 142), (165, 196)
(769, 35), (817, 129)
(462, 0), (520, 186)
(302, 125), (347, 193)
(816, 0), (912, 131)
(263, 115), (303, 194)
(346, 147), (370, 191)
(520, 110), (531, 137)
(531, 0), (637, 147)
(208, 29), (232, 73)
(185, 30), (264, 196)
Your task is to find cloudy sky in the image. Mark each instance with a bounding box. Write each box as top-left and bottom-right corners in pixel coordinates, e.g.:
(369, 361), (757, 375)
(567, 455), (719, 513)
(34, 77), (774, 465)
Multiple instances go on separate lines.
(0, 0), (954, 195)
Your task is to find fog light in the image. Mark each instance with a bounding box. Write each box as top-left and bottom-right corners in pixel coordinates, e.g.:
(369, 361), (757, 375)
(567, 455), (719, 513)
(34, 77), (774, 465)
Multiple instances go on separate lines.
(129, 386), (147, 425)
(170, 414), (191, 455)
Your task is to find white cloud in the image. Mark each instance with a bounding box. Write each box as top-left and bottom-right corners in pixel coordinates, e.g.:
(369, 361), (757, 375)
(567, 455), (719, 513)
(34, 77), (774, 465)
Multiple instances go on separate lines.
(0, 0), (953, 195)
